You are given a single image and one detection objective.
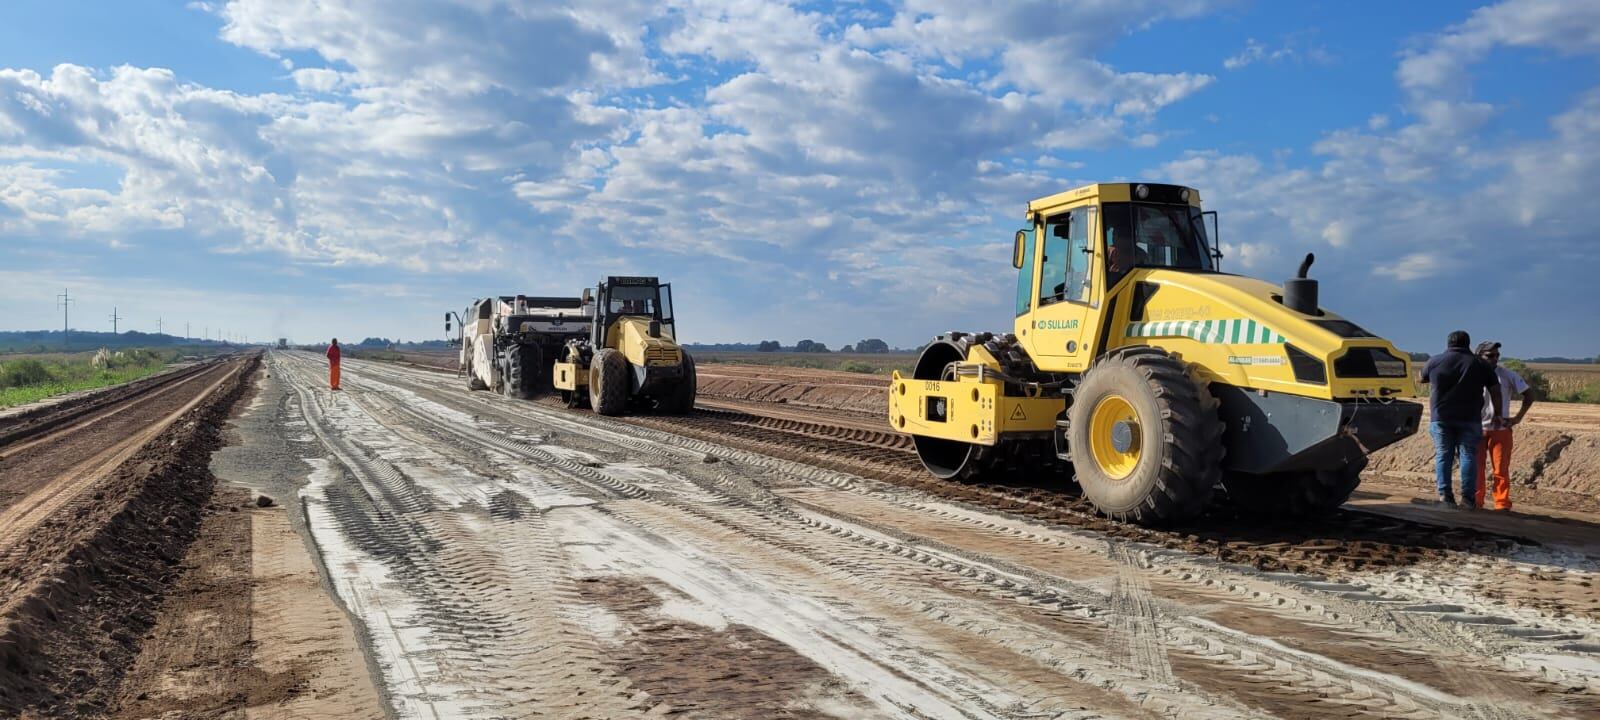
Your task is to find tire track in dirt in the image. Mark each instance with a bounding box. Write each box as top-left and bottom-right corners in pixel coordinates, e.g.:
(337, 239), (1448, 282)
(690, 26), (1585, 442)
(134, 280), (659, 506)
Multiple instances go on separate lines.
(322, 354), (1600, 718)
(278, 355), (653, 718)
(344, 358), (1529, 720)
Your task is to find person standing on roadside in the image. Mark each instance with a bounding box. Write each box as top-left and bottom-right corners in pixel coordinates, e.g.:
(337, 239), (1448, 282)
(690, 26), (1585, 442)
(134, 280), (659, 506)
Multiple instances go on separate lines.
(327, 338), (342, 391)
(1475, 341), (1534, 510)
(1418, 330), (1503, 508)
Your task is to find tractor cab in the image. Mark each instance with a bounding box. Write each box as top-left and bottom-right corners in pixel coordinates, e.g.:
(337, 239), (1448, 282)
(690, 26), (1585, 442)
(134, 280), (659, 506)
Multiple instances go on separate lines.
(591, 276), (676, 347)
(553, 275), (695, 416)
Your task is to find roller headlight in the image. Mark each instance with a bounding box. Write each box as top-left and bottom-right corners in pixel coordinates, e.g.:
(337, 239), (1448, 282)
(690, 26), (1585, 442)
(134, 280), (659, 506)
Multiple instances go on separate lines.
(1135, 184), (1150, 199)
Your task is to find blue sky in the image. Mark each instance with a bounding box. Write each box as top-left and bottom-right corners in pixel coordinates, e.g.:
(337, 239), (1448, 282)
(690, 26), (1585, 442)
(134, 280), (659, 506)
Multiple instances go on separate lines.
(1, 0), (1597, 356)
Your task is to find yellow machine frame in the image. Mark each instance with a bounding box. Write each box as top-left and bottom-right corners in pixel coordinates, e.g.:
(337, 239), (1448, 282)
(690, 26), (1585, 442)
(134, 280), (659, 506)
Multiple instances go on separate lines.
(890, 183), (1418, 449)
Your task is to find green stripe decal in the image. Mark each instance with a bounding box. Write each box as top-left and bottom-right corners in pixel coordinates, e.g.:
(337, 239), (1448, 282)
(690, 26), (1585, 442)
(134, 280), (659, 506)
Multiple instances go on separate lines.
(1125, 318), (1289, 345)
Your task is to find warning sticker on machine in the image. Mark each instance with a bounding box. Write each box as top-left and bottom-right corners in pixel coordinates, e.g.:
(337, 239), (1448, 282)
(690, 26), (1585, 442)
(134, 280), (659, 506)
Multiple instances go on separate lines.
(1009, 405), (1027, 421)
(1227, 355), (1286, 366)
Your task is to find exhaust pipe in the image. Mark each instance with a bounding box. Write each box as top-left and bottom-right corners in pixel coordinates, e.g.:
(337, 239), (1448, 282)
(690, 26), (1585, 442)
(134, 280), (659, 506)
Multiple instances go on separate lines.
(1282, 252), (1319, 315)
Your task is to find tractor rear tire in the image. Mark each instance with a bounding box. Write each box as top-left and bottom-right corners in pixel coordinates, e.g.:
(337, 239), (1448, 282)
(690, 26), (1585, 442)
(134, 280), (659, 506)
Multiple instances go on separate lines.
(589, 348), (628, 416)
(504, 343), (541, 400)
(1067, 346), (1223, 525)
(1220, 456), (1367, 519)
(658, 352), (697, 414)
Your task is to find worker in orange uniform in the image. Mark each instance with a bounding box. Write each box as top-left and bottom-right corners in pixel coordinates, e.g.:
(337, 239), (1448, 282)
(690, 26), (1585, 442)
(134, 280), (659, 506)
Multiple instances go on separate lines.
(1475, 341), (1533, 510)
(327, 338), (342, 391)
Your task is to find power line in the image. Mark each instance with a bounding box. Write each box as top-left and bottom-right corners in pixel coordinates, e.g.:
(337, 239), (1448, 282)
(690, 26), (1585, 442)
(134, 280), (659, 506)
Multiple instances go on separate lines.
(56, 289), (74, 350)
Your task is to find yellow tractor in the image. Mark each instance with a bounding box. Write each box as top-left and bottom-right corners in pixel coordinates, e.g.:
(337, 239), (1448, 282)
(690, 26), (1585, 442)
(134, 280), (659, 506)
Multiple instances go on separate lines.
(889, 183), (1421, 525)
(553, 276), (696, 416)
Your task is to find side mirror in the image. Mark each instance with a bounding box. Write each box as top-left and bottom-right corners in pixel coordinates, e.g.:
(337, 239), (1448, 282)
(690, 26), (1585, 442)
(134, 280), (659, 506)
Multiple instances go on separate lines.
(1012, 230), (1028, 269)
(581, 288), (593, 305)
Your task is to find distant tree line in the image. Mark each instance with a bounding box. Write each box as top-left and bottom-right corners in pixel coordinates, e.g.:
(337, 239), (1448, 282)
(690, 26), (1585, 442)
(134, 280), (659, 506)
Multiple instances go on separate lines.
(740, 338), (895, 354)
(682, 339), (922, 353)
(0, 330), (227, 353)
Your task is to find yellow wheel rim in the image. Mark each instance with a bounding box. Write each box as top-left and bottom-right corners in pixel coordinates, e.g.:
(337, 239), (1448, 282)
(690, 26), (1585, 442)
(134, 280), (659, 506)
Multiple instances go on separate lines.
(1088, 394), (1142, 481)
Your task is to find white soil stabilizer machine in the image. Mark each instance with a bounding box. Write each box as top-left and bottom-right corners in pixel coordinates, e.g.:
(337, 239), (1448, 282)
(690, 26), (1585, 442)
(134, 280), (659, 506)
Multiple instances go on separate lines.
(552, 276), (696, 416)
(448, 295), (592, 398)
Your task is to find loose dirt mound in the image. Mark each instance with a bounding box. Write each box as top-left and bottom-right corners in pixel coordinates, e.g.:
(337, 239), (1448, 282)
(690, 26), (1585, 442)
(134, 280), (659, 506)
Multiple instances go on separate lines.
(0, 357), (256, 718)
(697, 364), (888, 416)
(1366, 408), (1600, 506)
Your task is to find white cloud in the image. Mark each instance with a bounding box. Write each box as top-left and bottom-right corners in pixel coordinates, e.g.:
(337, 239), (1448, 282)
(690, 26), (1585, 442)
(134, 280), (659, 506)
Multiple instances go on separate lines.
(1151, 0), (1600, 351)
(1222, 34), (1334, 71)
(288, 68), (346, 93)
(1398, 0), (1600, 97)
(855, 0), (1219, 114)
(1375, 252), (1457, 282)
(10, 0), (1594, 351)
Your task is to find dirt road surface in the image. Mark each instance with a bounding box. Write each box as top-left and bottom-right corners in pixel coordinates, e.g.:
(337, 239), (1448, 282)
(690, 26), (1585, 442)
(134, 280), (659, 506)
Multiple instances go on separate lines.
(0, 354), (382, 718)
(257, 350), (1599, 719)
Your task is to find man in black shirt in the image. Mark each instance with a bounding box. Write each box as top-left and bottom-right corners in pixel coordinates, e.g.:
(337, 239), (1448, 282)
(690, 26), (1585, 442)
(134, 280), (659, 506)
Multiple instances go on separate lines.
(1419, 330), (1504, 507)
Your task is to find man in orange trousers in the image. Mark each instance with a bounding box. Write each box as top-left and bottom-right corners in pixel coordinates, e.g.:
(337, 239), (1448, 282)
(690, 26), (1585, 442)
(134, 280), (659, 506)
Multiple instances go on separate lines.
(1475, 341), (1533, 510)
(327, 338), (341, 391)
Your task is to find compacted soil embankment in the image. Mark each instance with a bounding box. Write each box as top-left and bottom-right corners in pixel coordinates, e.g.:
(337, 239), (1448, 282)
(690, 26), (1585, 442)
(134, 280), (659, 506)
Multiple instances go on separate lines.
(0, 356), (256, 717)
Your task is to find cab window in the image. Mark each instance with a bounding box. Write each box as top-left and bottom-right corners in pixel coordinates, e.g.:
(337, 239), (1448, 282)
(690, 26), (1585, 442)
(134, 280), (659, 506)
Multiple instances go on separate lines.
(1103, 202), (1212, 289)
(1038, 207), (1092, 306)
(1014, 228), (1036, 316)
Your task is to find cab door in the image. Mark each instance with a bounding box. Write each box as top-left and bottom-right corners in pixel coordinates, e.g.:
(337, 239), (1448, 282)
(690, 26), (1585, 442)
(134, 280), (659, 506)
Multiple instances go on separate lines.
(659, 283), (677, 340)
(1026, 205), (1100, 372)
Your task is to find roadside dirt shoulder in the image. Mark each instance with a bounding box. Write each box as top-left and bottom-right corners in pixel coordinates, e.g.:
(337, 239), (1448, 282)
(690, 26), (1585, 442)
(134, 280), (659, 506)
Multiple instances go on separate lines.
(0, 358), (254, 717)
(108, 487), (381, 719)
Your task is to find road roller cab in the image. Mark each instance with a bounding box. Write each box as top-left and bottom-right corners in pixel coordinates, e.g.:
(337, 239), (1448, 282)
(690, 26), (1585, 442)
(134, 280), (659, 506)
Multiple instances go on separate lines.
(552, 276), (697, 416)
(889, 183), (1422, 525)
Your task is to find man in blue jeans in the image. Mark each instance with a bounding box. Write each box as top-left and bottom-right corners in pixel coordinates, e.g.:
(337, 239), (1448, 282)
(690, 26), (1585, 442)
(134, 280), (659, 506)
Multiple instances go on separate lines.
(1418, 330), (1504, 508)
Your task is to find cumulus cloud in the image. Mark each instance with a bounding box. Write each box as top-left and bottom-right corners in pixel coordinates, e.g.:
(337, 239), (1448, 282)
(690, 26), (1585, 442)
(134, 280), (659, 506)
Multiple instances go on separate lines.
(1222, 34), (1335, 71)
(1398, 0), (1600, 97)
(1153, 0), (1600, 350)
(5, 0), (1597, 350)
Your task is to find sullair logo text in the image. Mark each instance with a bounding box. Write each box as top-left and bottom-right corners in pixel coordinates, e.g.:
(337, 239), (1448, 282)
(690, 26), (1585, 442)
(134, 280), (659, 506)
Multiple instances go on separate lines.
(1039, 319), (1079, 330)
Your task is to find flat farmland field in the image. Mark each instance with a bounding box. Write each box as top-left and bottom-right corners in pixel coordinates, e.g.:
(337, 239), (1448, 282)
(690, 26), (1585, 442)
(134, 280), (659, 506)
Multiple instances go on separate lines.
(1530, 362), (1600, 401)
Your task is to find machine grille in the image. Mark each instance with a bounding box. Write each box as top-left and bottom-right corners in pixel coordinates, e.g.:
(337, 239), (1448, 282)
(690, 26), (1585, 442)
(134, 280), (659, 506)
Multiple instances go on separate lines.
(1334, 346), (1409, 378)
(645, 347), (676, 365)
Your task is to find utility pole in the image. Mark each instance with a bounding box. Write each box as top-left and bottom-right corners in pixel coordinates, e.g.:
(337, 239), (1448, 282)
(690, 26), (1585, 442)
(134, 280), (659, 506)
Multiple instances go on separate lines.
(157, 317), (163, 336)
(110, 307), (122, 334)
(186, 322), (190, 340)
(56, 289), (73, 349)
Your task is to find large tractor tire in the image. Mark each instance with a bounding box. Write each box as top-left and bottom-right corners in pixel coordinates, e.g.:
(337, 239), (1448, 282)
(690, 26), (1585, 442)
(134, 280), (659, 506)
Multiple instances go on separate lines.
(1220, 455), (1367, 519)
(589, 348), (629, 416)
(1067, 347), (1223, 525)
(504, 343), (541, 400)
(657, 352), (697, 414)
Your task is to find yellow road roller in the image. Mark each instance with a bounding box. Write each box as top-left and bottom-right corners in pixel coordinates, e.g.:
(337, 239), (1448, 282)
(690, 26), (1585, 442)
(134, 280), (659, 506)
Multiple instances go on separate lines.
(889, 183), (1422, 525)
